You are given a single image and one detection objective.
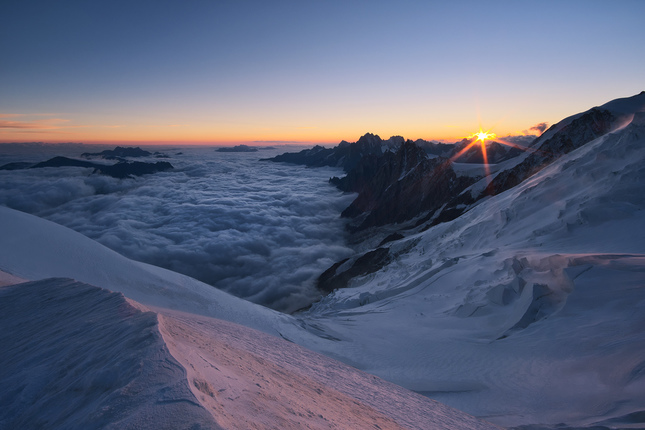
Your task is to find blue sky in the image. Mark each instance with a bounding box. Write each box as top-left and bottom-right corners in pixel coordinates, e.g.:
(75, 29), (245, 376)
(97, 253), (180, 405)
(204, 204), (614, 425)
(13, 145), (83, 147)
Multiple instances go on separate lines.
(1, 0), (644, 144)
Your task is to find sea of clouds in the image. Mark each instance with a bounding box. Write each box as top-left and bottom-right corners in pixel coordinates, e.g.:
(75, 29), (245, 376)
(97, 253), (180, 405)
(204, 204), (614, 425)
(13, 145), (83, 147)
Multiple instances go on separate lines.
(0, 144), (356, 312)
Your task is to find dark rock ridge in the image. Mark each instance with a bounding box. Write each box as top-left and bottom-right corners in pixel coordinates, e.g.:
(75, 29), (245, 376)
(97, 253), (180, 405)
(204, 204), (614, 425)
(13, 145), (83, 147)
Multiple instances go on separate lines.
(483, 108), (614, 196)
(330, 140), (476, 231)
(0, 162), (40, 171)
(31, 156), (98, 169)
(266, 133), (482, 232)
(93, 161), (173, 179)
(378, 232), (404, 247)
(81, 146), (153, 159)
(265, 133), (402, 172)
(216, 144), (259, 152)
(0, 156), (173, 179)
(414, 139), (457, 158)
(318, 247), (391, 293)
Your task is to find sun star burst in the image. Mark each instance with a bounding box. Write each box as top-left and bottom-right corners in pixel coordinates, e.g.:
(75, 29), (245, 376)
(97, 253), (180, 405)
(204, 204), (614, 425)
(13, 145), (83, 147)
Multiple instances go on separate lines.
(470, 128), (497, 143)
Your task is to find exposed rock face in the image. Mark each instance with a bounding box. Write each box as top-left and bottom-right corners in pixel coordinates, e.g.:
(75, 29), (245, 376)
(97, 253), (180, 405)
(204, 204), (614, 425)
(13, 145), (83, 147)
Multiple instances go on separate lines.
(317, 247), (391, 293)
(331, 141), (476, 231)
(414, 139), (455, 158)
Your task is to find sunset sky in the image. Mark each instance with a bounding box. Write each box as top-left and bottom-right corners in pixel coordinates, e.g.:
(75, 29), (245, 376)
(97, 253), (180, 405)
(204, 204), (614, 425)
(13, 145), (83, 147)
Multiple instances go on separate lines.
(2, 0), (644, 145)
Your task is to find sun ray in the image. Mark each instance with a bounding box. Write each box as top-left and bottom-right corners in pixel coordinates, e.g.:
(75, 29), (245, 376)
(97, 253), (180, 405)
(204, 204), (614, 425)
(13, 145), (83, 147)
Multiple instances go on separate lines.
(480, 140), (490, 178)
(450, 125), (542, 185)
(494, 138), (534, 152)
(449, 140), (478, 163)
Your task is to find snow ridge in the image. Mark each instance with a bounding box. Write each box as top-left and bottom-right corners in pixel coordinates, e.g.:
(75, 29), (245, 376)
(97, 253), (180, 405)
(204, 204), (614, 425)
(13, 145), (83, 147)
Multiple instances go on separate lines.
(0, 278), (219, 430)
(0, 277), (501, 429)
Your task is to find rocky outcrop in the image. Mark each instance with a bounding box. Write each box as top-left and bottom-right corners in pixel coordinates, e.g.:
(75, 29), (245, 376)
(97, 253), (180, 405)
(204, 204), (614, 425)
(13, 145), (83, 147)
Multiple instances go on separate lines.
(317, 247), (391, 293)
(331, 140), (476, 231)
(414, 139), (455, 158)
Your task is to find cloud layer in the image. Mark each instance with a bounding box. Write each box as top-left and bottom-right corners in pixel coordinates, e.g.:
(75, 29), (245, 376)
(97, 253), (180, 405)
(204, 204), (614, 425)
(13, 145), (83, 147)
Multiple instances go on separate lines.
(0, 145), (355, 312)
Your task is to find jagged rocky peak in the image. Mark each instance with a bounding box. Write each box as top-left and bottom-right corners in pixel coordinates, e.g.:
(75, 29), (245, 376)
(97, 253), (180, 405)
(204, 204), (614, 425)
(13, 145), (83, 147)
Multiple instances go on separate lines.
(332, 140), (475, 232)
(386, 135), (405, 146)
(396, 138), (429, 168)
(265, 132), (392, 172)
(413, 138), (457, 158)
(355, 132), (383, 148)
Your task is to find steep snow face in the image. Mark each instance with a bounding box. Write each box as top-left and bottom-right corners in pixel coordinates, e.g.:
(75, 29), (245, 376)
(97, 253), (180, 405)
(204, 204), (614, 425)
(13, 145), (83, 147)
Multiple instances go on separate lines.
(302, 110), (645, 427)
(0, 278), (219, 430)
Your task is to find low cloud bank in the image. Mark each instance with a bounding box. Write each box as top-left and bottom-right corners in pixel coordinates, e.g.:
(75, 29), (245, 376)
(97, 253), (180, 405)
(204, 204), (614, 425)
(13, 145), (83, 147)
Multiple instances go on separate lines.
(0, 146), (355, 312)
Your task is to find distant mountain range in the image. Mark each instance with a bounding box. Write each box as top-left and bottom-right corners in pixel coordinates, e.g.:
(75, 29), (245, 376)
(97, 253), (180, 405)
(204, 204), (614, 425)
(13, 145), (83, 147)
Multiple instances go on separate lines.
(0, 150), (173, 179)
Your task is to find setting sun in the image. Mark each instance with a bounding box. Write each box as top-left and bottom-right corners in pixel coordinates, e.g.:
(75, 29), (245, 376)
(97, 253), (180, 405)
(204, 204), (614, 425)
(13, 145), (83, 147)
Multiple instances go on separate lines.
(470, 129), (497, 143)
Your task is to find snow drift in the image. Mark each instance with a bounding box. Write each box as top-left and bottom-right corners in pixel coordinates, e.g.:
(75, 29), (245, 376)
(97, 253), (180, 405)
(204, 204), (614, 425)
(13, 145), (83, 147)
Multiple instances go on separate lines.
(0, 278), (218, 430)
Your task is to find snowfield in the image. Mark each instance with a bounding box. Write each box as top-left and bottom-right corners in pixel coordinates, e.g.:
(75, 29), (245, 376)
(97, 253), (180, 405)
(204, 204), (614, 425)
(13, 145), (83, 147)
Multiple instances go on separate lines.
(1, 93), (644, 429)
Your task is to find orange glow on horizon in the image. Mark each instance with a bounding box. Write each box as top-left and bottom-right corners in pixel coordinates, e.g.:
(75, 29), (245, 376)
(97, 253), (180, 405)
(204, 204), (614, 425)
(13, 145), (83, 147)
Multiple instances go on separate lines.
(0, 116), (541, 147)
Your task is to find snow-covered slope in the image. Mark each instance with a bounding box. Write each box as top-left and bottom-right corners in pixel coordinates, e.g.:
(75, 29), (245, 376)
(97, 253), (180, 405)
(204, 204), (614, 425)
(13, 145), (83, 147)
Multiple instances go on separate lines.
(0, 278), (219, 430)
(301, 105), (645, 427)
(0, 204), (302, 340)
(0, 277), (500, 429)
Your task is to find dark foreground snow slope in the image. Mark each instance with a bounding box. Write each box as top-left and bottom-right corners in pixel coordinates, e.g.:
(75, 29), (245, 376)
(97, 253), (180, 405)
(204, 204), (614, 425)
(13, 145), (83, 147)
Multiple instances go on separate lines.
(0, 278), (219, 430)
